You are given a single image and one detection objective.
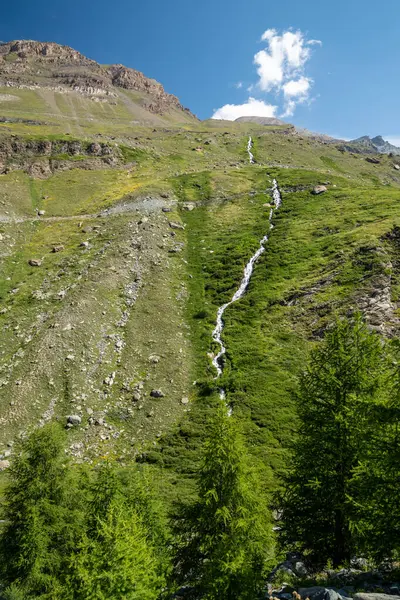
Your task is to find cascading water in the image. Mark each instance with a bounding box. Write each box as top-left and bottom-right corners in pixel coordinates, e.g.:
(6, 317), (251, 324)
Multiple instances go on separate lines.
(247, 136), (255, 164)
(211, 178), (282, 409)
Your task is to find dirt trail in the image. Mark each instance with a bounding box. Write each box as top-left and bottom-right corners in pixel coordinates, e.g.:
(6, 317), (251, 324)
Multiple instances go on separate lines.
(0, 196), (170, 224)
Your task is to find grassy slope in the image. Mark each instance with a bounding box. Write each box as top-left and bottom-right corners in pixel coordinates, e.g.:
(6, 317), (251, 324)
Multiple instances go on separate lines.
(1, 118), (400, 504)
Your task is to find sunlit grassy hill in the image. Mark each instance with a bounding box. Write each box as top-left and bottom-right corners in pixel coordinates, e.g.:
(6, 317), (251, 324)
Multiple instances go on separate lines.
(1, 40), (400, 503)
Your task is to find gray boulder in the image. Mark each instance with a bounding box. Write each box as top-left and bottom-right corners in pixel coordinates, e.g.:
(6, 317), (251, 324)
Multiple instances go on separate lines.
(67, 415), (81, 426)
(313, 589), (342, 600)
(354, 595), (400, 600)
(299, 587), (326, 599)
(294, 561), (308, 576)
(169, 221), (185, 230)
(312, 185), (328, 195)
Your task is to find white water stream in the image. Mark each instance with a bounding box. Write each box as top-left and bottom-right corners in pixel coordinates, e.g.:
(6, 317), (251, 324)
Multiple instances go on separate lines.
(211, 165), (282, 409)
(247, 136), (255, 164)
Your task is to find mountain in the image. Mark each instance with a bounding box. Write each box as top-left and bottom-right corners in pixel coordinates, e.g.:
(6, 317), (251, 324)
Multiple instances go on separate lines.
(1, 40), (400, 503)
(235, 116), (289, 126)
(348, 134), (400, 155)
(0, 40), (197, 129)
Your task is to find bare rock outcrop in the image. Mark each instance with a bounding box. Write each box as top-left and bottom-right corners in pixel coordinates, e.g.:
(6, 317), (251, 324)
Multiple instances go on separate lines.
(0, 40), (195, 117)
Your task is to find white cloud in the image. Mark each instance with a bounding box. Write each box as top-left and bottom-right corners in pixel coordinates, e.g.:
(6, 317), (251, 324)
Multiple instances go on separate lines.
(255, 29), (314, 93)
(211, 27), (321, 120)
(235, 81), (243, 89)
(212, 97), (277, 121)
(283, 76), (311, 98)
(281, 76), (312, 116)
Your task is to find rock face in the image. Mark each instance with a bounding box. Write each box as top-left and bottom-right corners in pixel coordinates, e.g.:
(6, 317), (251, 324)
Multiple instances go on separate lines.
(0, 135), (121, 178)
(347, 135), (400, 155)
(0, 40), (195, 118)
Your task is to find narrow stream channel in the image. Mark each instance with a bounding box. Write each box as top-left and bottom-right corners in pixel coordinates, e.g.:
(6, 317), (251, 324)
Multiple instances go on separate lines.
(211, 138), (282, 410)
(247, 136), (255, 164)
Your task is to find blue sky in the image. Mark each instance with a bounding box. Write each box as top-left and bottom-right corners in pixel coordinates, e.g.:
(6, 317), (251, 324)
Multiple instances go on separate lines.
(2, 0), (400, 142)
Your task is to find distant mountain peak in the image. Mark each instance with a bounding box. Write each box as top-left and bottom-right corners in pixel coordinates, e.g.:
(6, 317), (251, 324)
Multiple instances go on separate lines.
(371, 135), (386, 146)
(235, 116), (289, 126)
(349, 134), (400, 155)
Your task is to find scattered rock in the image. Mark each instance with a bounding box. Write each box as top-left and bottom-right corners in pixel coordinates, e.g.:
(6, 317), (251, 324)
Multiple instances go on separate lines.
(169, 243), (185, 253)
(181, 396), (189, 405)
(312, 185), (328, 195)
(67, 415), (81, 426)
(394, 164), (400, 170)
(366, 157), (380, 164)
(313, 589), (342, 600)
(52, 245), (64, 253)
(104, 372), (116, 386)
(132, 390), (141, 402)
(354, 595), (400, 600)
(38, 209), (46, 216)
(28, 258), (42, 267)
(182, 203), (195, 211)
(294, 561), (308, 577)
(150, 389), (164, 398)
(299, 587), (326, 599)
(0, 460), (10, 471)
(160, 192), (169, 198)
(162, 207), (172, 212)
(169, 221), (185, 230)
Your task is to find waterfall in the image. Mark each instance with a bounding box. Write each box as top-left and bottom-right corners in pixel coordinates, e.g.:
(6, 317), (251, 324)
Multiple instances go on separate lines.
(211, 178), (282, 410)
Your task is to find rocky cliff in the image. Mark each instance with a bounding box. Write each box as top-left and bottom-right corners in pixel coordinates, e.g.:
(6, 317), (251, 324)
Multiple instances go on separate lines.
(0, 40), (195, 118)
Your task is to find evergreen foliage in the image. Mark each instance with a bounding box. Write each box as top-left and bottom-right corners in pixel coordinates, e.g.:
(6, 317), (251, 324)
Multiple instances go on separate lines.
(172, 400), (273, 599)
(72, 500), (164, 600)
(0, 424), (83, 599)
(70, 462), (166, 600)
(350, 340), (400, 560)
(2, 315), (400, 597)
(278, 314), (385, 568)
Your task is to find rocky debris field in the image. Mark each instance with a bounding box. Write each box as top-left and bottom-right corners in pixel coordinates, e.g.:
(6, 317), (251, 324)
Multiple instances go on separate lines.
(267, 554), (400, 600)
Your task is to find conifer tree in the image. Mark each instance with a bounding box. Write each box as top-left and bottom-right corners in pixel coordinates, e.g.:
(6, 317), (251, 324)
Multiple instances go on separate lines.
(172, 400), (273, 599)
(0, 424), (83, 599)
(278, 314), (384, 568)
(350, 340), (400, 560)
(71, 462), (166, 600)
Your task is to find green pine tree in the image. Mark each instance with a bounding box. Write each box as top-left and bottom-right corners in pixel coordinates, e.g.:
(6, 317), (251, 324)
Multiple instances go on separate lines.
(0, 423), (84, 599)
(172, 400), (274, 600)
(350, 339), (400, 560)
(71, 462), (166, 600)
(278, 314), (384, 568)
